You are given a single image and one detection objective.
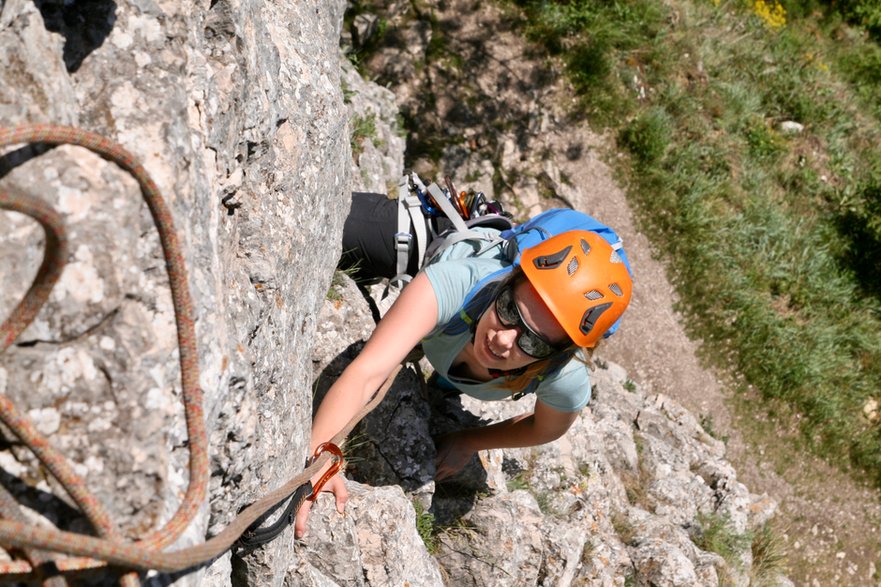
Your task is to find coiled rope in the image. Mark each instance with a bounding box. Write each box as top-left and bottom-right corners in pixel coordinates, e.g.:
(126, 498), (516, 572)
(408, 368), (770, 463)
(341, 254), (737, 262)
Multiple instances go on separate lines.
(0, 124), (398, 582)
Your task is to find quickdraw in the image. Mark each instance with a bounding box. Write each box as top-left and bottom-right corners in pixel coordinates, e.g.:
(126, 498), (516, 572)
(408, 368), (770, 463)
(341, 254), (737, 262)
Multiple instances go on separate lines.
(235, 442), (344, 549)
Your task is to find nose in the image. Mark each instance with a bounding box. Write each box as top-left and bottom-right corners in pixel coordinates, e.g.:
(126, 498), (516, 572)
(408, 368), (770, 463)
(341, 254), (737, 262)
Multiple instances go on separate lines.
(493, 326), (519, 351)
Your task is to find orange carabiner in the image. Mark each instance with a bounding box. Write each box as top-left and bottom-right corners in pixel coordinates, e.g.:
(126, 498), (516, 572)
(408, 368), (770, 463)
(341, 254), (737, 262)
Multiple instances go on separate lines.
(307, 442), (344, 501)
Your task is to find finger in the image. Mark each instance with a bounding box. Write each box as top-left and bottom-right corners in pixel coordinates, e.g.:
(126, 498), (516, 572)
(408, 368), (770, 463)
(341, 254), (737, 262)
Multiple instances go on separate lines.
(435, 462), (451, 481)
(334, 480), (349, 514)
(294, 498), (313, 539)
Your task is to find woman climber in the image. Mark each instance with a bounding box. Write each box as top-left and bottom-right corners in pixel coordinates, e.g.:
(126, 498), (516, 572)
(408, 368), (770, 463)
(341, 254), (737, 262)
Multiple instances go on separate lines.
(294, 182), (633, 539)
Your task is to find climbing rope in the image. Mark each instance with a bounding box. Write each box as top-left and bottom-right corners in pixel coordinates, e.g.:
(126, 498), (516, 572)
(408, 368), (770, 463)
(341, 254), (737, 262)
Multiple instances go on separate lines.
(0, 369), (395, 575)
(0, 124), (400, 582)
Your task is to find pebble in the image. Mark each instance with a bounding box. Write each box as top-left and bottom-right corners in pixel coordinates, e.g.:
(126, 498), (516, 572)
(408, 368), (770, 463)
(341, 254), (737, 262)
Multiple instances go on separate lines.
(779, 120), (805, 134)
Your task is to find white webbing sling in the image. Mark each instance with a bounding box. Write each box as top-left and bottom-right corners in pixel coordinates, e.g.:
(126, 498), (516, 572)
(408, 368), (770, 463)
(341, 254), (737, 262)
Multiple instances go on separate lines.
(390, 172), (508, 289)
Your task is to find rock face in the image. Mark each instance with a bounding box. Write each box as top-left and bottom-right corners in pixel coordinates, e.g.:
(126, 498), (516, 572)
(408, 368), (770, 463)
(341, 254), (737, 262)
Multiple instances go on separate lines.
(0, 0), (351, 584)
(309, 276), (780, 587)
(0, 0), (787, 586)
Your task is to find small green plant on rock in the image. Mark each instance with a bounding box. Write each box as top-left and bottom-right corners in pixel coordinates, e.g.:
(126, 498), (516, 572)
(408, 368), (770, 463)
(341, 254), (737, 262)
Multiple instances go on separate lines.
(350, 113), (379, 157)
(326, 269), (347, 302)
(693, 512), (753, 572)
(750, 521), (789, 586)
(506, 472), (529, 491)
(621, 433), (654, 510)
(412, 498), (438, 554)
(611, 511), (637, 546)
(535, 490), (557, 515)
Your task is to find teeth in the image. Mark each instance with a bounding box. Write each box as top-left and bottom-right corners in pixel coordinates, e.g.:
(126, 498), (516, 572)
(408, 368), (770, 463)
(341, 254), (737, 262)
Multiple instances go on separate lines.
(487, 340), (504, 360)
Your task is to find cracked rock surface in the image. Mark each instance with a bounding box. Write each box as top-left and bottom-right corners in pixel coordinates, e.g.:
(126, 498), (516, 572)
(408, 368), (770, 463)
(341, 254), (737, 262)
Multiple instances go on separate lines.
(0, 0), (791, 585)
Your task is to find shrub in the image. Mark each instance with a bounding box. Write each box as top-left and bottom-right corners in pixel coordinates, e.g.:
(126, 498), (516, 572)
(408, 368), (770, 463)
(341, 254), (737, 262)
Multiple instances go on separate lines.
(619, 108), (672, 165)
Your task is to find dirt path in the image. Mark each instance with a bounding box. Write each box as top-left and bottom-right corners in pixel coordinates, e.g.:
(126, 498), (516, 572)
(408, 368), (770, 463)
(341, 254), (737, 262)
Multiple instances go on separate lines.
(353, 0), (881, 583)
(563, 125), (881, 587)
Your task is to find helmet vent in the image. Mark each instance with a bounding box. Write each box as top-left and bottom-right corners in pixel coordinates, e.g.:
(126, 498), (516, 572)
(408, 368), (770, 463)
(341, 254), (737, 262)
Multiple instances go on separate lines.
(533, 245), (572, 270)
(580, 303), (613, 335)
(609, 283), (624, 297)
(610, 250), (623, 264)
(580, 238), (591, 255)
(585, 289), (604, 301)
(566, 256), (579, 276)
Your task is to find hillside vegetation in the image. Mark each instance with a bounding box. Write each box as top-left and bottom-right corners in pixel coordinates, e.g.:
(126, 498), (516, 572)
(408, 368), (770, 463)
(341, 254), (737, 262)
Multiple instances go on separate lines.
(504, 0), (881, 485)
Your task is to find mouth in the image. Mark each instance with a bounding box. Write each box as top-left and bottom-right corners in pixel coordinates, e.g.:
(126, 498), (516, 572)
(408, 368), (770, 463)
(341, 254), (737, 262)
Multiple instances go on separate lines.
(484, 337), (506, 362)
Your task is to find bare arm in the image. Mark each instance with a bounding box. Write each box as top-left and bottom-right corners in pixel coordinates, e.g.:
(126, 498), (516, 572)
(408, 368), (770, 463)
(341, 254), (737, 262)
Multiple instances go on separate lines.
(296, 272), (438, 538)
(309, 271), (439, 452)
(434, 399), (580, 480)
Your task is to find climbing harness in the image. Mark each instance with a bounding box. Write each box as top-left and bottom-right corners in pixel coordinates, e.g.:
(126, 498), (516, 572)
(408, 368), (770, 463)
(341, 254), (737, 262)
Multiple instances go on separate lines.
(391, 170), (514, 288)
(0, 124), (400, 582)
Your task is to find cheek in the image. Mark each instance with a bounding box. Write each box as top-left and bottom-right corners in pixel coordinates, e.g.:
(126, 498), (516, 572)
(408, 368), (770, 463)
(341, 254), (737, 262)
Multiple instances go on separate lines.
(508, 346), (536, 368)
(474, 310), (490, 341)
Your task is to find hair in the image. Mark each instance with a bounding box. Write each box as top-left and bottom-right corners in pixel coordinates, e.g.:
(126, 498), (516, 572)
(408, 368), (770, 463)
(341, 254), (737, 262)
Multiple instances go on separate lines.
(501, 344), (597, 395)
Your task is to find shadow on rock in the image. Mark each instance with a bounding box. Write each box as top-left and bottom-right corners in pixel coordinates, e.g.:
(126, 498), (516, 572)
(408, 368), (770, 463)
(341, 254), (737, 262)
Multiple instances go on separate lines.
(34, 0), (117, 73)
(313, 343), (502, 525)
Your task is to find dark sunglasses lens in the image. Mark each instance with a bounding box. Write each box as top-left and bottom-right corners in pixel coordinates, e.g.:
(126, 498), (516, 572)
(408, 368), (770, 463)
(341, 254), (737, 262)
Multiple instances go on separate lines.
(495, 287), (556, 359)
(495, 288), (519, 325)
(518, 332), (554, 358)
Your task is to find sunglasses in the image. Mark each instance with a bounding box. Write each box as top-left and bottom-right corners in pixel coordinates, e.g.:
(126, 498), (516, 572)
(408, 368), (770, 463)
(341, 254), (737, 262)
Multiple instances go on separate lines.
(493, 286), (568, 359)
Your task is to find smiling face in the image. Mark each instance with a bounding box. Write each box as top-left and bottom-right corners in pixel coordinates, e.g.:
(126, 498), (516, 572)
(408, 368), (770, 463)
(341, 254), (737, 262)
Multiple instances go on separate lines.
(472, 278), (570, 371)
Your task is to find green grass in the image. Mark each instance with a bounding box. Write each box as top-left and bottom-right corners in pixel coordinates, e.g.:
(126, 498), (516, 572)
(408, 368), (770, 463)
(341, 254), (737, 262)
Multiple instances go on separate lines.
(503, 0), (881, 489)
(350, 113), (380, 158)
(412, 498), (439, 554)
(750, 521), (790, 586)
(693, 512), (753, 572)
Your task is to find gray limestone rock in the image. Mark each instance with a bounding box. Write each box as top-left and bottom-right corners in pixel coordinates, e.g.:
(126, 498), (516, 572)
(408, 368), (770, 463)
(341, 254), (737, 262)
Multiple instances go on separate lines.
(0, 1), (790, 585)
(296, 481), (443, 587)
(436, 490), (545, 587)
(1, 0), (350, 585)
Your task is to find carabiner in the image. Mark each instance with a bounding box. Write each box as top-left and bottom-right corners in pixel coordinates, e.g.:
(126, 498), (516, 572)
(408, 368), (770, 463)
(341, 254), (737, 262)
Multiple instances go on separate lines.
(445, 176), (469, 219)
(307, 442), (345, 500)
(415, 186), (441, 217)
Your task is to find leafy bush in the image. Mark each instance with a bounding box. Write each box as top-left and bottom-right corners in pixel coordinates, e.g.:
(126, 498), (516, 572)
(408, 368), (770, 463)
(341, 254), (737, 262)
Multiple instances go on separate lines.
(833, 0), (881, 38)
(777, 0), (881, 37)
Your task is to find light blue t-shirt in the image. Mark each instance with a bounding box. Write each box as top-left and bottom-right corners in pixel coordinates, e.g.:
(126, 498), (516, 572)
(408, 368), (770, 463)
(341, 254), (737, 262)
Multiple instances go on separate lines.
(421, 235), (591, 413)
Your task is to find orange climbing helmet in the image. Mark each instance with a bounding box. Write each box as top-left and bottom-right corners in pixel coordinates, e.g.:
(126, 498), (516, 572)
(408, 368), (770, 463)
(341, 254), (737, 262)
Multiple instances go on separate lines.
(520, 230), (633, 348)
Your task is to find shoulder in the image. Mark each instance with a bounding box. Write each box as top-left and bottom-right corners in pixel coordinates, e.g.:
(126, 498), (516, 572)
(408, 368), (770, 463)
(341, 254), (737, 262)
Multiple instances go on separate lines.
(535, 358), (592, 412)
(425, 256), (506, 287)
(423, 257), (507, 324)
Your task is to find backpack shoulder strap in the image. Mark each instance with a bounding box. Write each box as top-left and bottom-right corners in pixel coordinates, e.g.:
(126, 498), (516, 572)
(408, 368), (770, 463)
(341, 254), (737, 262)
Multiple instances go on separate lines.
(423, 214), (513, 265)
